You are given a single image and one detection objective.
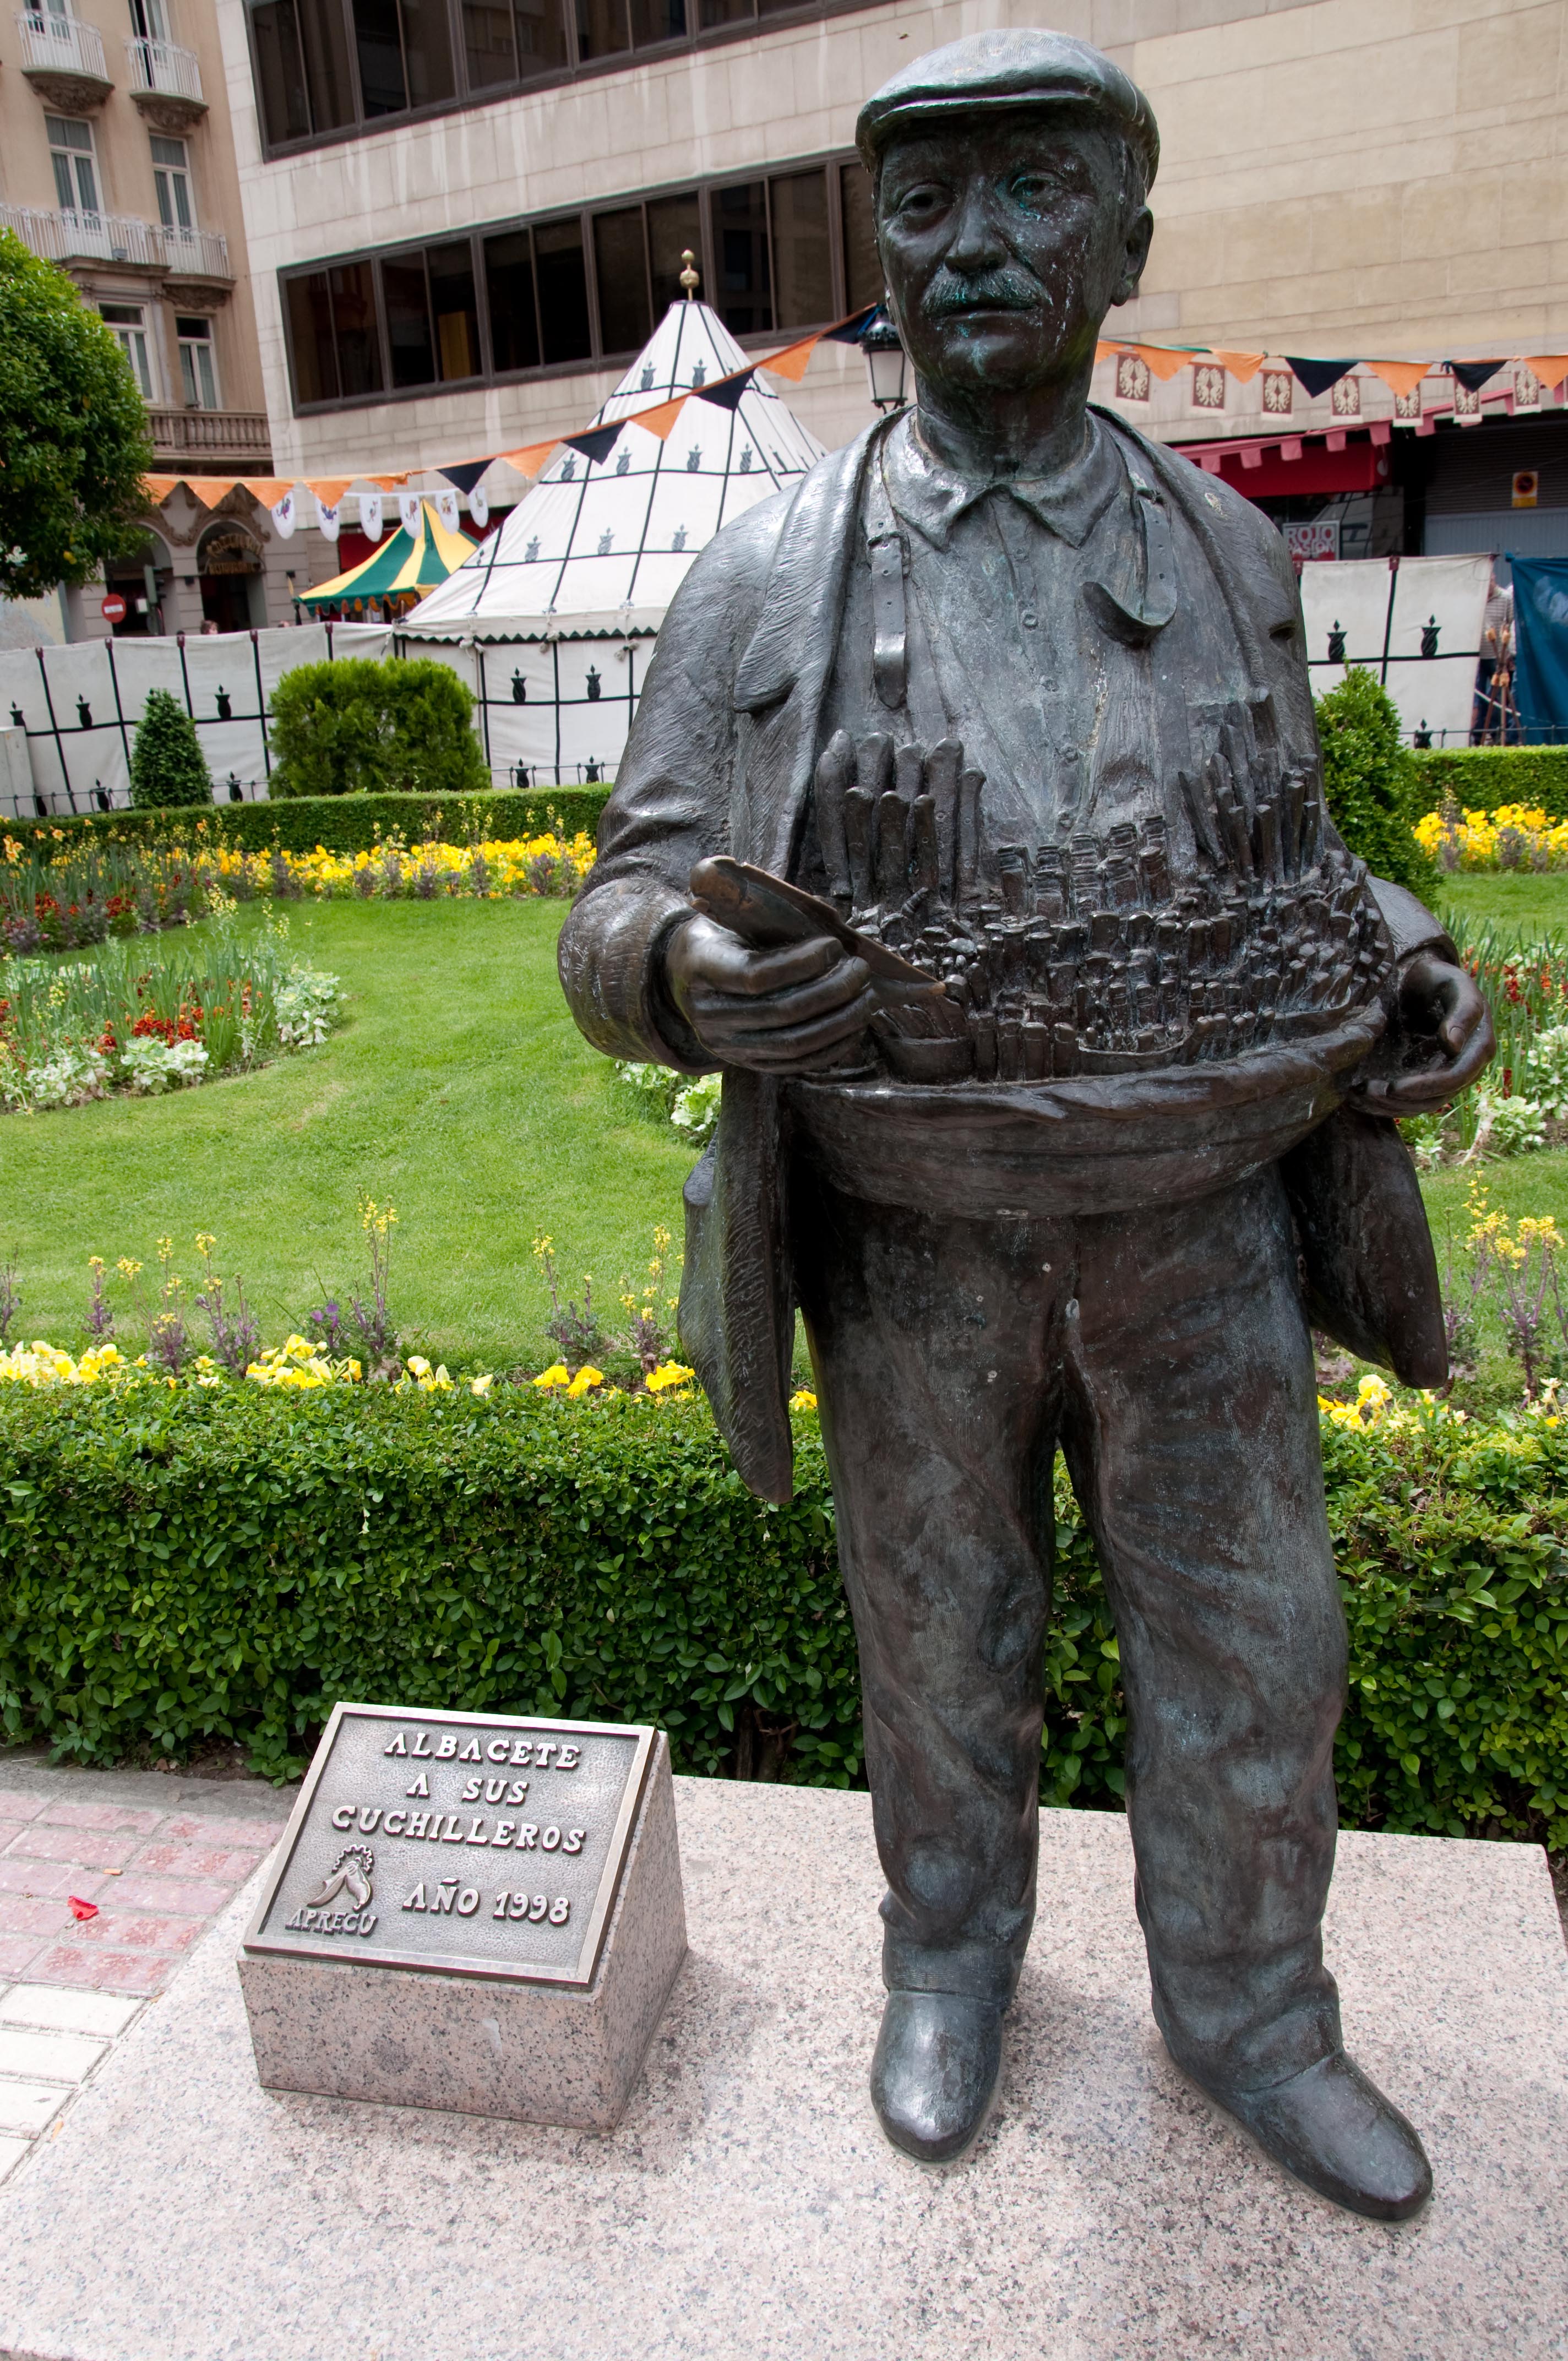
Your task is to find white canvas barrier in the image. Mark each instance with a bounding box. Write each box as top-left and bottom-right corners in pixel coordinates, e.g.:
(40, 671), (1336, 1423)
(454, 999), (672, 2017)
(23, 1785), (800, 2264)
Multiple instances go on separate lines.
(400, 634), (647, 787)
(0, 622), (392, 816)
(1299, 554), (1491, 743)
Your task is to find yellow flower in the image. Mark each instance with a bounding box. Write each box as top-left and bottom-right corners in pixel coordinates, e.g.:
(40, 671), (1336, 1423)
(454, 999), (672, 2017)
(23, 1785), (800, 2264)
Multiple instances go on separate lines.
(470, 1373), (494, 1397)
(565, 1365), (603, 1397)
(790, 1388), (818, 1411)
(532, 1363), (570, 1390)
(644, 1361), (695, 1395)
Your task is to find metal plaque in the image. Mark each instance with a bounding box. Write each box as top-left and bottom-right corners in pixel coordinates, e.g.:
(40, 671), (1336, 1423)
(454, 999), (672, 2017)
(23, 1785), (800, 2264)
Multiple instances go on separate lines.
(243, 1704), (657, 1988)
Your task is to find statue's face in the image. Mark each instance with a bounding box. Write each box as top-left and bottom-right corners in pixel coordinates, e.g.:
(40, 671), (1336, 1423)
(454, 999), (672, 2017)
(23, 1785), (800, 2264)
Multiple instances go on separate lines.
(875, 113), (1152, 399)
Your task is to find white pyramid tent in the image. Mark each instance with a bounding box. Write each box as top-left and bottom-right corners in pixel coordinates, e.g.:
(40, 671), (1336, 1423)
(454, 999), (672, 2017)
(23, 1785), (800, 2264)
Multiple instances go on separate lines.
(399, 298), (826, 788)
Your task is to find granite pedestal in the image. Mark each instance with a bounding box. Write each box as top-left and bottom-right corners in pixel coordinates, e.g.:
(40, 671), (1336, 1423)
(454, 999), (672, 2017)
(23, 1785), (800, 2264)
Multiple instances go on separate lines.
(0, 1780), (1564, 2361)
(238, 1733), (685, 2131)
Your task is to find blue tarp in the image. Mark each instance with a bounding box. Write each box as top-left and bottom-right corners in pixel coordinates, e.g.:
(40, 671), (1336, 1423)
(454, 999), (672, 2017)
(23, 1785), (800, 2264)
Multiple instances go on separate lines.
(1509, 555), (1568, 742)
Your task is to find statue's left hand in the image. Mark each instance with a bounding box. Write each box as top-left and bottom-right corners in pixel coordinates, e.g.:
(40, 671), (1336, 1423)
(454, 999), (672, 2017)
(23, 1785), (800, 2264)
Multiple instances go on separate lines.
(1346, 952), (1495, 1118)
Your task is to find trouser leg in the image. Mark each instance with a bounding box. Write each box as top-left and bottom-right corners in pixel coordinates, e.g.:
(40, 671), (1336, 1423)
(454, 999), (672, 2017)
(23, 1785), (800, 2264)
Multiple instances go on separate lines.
(794, 1169), (1060, 2005)
(1061, 1166), (1347, 2092)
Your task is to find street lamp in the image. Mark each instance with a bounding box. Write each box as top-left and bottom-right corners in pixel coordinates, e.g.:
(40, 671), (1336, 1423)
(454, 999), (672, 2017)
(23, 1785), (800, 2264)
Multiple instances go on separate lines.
(861, 310), (908, 414)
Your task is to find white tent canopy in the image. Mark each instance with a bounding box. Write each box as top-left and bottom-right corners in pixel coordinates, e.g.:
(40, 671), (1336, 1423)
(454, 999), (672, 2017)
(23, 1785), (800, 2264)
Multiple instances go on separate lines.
(400, 298), (827, 786)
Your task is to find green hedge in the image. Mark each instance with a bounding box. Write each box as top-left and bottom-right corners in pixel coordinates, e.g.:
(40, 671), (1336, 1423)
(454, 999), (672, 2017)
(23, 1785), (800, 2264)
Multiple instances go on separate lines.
(1, 1389), (1563, 1849)
(268, 659), (489, 798)
(4, 787), (613, 861)
(1410, 746), (1568, 819)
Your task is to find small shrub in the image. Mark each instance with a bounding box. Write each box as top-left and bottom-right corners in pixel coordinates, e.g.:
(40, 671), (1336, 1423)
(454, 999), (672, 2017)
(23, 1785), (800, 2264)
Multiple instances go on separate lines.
(268, 660), (491, 799)
(128, 689), (211, 810)
(1315, 668), (1436, 895)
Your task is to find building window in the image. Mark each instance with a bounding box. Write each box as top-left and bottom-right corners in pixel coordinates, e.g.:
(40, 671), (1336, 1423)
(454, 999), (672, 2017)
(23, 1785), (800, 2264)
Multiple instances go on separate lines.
(712, 180), (770, 335)
(284, 155), (867, 410)
(47, 116), (100, 216)
(840, 160), (879, 313)
(247, 0), (883, 151)
(101, 301), (156, 399)
(284, 260), (385, 403)
(150, 133), (194, 231)
(176, 314), (219, 408)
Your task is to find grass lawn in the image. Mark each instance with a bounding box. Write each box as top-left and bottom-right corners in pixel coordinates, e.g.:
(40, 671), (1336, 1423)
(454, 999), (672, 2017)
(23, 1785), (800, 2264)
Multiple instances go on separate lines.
(1438, 872), (1568, 936)
(1, 900), (696, 1369)
(3, 872), (1566, 1372)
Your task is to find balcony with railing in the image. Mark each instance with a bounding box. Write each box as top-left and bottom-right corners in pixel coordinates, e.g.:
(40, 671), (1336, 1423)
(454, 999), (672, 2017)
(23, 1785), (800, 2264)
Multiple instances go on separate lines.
(0, 202), (231, 285)
(125, 34), (206, 127)
(148, 405), (271, 463)
(156, 220), (231, 285)
(16, 9), (111, 106)
(0, 201), (157, 266)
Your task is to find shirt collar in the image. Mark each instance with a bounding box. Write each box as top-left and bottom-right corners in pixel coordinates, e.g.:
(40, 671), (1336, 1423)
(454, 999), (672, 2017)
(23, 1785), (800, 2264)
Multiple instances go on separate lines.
(884, 407), (1124, 552)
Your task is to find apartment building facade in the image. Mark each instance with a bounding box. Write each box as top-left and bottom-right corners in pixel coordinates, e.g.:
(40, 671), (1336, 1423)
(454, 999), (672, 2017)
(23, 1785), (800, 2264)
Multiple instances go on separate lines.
(214, 0), (1566, 536)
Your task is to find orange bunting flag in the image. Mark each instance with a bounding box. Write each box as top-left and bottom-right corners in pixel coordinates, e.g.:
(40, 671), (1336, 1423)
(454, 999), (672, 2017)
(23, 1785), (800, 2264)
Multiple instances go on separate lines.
(1210, 350), (1266, 384)
(236, 477), (296, 507)
(494, 440), (559, 480)
(302, 477), (354, 507)
(757, 330), (821, 384)
(1522, 355), (1568, 391)
(622, 394), (687, 442)
(1363, 359), (1430, 399)
(1130, 344), (1190, 382)
(181, 477), (237, 508)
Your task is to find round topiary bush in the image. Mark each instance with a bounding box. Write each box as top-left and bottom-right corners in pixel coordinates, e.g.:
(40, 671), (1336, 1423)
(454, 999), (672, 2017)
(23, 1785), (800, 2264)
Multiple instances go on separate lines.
(268, 657), (491, 798)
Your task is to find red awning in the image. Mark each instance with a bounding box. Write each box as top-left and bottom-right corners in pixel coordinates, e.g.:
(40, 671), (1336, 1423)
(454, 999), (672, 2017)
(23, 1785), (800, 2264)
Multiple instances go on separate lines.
(1174, 422), (1393, 501)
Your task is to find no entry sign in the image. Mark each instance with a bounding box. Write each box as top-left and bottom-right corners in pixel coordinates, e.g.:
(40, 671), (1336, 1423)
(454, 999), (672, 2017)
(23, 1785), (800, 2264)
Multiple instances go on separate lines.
(100, 592), (126, 623)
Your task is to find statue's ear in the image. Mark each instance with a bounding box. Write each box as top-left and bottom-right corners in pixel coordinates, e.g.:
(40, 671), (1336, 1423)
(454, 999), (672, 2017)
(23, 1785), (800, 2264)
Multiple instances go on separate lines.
(1112, 206), (1154, 307)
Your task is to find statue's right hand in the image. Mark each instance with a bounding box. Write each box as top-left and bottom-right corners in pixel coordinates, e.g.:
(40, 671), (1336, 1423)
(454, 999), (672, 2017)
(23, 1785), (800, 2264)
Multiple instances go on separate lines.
(664, 913), (875, 1073)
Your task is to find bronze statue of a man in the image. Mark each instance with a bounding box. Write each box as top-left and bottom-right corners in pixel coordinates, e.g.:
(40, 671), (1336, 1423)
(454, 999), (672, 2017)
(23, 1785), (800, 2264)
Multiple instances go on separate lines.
(560, 29), (1492, 2218)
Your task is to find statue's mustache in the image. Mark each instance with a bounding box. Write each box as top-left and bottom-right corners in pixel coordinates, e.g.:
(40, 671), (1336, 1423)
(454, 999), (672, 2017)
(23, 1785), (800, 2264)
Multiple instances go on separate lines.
(922, 270), (1039, 317)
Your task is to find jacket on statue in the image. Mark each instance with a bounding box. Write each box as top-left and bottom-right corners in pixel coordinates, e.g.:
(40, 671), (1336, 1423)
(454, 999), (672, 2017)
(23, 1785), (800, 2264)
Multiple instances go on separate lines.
(558, 414), (1450, 1504)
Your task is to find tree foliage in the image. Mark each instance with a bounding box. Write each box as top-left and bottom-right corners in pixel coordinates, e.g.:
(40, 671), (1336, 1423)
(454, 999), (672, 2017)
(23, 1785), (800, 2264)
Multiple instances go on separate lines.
(1315, 666), (1438, 896)
(0, 231), (153, 600)
(128, 688), (212, 809)
(268, 658), (491, 797)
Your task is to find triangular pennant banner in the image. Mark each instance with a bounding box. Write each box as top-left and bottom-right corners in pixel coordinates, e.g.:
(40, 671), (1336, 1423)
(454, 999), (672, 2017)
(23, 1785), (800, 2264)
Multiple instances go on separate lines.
(1129, 344), (1190, 383)
(1363, 359), (1430, 399)
(821, 304), (880, 345)
(563, 422), (623, 466)
(700, 368), (755, 412)
(439, 457), (494, 495)
(237, 477), (296, 507)
(467, 484), (489, 530)
(398, 492), (422, 536)
(1447, 359), (1506, 392)
(1522, 355), (1568, 391)
(360, 490), (383, 543)
(1284, 357), (1358, 397)
(624, 394), (687, 442)
(494, 441), (559, 480)
(1210, 350), (1265, 384)
(757, 331), (821, 384)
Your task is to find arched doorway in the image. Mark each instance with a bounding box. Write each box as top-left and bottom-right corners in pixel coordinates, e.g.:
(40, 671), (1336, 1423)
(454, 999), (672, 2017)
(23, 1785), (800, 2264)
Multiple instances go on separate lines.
(196, 520), (264, 632)
(104, 529), (174, 637)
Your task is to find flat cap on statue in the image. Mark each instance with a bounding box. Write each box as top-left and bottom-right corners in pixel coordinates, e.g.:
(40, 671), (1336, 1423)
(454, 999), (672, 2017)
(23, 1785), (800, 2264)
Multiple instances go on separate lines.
(855, 27), (1160, 185)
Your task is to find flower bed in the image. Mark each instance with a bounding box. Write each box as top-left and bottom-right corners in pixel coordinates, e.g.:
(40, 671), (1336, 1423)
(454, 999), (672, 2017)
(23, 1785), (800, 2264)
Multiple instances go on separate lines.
(0, 924), (337, 1112)
(2, 829), (594, 951)
(1416, 802), (1568, 872)
(0, 1381), (1561, 1855)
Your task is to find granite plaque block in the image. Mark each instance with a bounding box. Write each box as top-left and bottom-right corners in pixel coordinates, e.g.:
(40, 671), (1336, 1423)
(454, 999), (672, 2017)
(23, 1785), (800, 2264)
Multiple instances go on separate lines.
(238, 1704), (687, 2130)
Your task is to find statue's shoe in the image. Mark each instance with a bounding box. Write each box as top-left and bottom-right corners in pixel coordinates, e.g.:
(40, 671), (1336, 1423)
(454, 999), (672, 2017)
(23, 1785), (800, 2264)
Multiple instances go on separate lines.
(1211, 2049), (1433, 2221)
(870, 1990), (1004, 2163)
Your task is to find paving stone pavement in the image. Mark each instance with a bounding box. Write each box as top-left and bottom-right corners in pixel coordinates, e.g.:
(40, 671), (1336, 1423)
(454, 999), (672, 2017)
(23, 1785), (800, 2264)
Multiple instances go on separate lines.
(0, 1749), (296, 2183)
